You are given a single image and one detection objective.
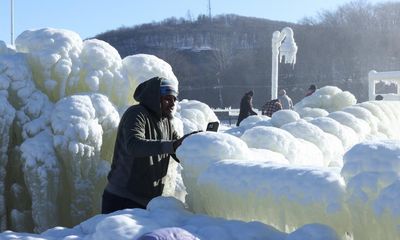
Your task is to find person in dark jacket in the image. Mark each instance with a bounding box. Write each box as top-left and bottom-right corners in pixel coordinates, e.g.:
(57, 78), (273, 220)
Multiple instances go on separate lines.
(375, 95), (384, 100)
(102, 77), (193, 214)
(305, 84), (317, 97)
(236, 90), (257, 126)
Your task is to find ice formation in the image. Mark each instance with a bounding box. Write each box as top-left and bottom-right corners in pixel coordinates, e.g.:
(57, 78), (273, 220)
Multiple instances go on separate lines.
(1, 197), (344, 240)
(175, 99), (219, 135)
(0, 28), (188, 232)
(176, 99), (400, 239)
(294, 86), (356, 117)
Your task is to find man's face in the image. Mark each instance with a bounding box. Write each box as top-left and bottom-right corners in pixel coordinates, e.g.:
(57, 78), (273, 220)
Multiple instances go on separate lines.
(160, 95), (177, 119)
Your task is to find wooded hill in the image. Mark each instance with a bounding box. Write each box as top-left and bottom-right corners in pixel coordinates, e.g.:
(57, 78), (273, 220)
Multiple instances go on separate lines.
(95, 1), (400, 108)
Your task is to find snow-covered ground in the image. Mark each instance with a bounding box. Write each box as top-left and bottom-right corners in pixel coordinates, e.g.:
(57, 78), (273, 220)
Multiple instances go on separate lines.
(1, 28), (400, 240)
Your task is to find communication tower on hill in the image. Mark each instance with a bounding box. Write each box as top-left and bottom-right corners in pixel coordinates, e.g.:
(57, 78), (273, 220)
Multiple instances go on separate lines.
(208, 0), (212, 19)
(11, 0), (14, 45)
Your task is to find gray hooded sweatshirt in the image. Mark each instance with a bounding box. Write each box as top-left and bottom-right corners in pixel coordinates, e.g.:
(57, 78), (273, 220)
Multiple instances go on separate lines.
(106, 77), (179, 207)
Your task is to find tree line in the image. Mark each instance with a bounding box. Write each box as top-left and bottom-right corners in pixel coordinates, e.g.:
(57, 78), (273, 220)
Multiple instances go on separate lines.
(95, 0), (400, 108)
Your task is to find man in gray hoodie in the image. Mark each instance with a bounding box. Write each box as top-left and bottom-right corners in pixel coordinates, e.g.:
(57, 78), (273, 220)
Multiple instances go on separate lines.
(102, 76), (191, 213)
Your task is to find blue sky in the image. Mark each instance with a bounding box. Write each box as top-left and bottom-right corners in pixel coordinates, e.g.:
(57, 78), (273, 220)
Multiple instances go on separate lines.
(0, 0), (394, 45)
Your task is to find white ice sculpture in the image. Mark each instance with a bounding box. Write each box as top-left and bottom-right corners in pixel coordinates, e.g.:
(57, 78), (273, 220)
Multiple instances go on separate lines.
(176, 99), (219, 134)
(240, 126), (324, 166)
(0, 52), (43, 231)
(342, 140), (400, 239)
(271, 27), (297, 100)
(357, 101), (397, 138)
(51, 94), (119, 225)
(327, 111), (371, 141)
(309, 117), (358, 150)
(0, 28), (183, 232)
(76, 39), (128, 106)
(176, 100), (400, 239)
(123, 54), (178, 105)
(15, 29), (138, 108)
(15, 28), (83, 102)
(281, 120), (344, 167)
(176, 131), (348, 234)
(20, 130), (59, 232)
(176, 131), (251, 210)
(294, 86), (357, 117)
(0, 95), (15, 230)
(196, 159), (348, 234)
(270, 110), (300, 128)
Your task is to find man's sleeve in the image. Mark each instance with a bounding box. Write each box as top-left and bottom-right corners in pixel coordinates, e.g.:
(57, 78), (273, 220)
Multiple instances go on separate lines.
(172, 124), (181, 140)
(122, 110), (175, 157)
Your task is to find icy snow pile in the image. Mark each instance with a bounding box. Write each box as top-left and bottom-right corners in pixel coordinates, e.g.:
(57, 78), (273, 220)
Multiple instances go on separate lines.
(294, 86), (356, 118)
(1, 28), (142, 232)
(0, 95), (15, 230)
(341, 140), (400, 239)
(175, 99), (219, 135)
(123, 54), (178, 87)
(177, 133), (349, 235)
(0, 28), (201, 233)
(1, 197), (342, 240)
(241, 126), (324, 166)
(16, 29), (129, 106)
(176, 98), (400, 239)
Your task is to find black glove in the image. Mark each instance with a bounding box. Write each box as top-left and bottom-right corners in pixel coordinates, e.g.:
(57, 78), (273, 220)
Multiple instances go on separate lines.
(173, 130), (202, 152)
(171, 154), (180, 163)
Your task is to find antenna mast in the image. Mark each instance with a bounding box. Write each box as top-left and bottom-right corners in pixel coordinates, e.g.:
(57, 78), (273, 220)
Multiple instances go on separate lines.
(208, 0), (212, 19)
(11, 0), (14, 45)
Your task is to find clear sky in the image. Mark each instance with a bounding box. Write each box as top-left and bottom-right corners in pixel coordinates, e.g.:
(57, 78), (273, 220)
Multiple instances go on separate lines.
(0, 0), (394, 45)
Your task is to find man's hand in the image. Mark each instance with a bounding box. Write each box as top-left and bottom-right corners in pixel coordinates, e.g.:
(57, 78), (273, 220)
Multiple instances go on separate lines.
(173, 130), (202, 152)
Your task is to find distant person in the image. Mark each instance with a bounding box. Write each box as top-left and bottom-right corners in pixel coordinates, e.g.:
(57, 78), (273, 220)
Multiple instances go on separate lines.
(278, 89), (293, 110)
(102, 77), (198, 214)
(236, 90), (257, 126)
(375, 95), (384, 100)
(261, 99), (282, 117)
(305, 84), (317, 97)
